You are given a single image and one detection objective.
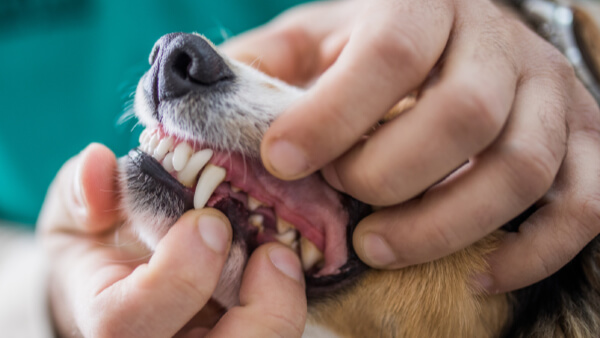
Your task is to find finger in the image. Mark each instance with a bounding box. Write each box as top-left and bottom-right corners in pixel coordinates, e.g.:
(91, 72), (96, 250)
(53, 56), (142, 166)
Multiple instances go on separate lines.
(38, 143), (119, 235)
(210, 243), (306, 337)
(479, 84), (600, 293)
(73, 209), (232, 338)
(353, 71), (569, 269)
(322, 5), (519, 205)
(261, 0), (454, 180)
(220, 0), (359, 84)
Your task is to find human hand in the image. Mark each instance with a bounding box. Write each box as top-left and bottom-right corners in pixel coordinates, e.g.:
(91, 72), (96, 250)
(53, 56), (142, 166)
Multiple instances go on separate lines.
(38, 144), (307, 337)
(222, 0), (600, 293)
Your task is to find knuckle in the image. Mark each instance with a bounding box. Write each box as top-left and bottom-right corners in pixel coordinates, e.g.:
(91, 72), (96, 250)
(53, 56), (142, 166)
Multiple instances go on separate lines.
(531, 245), (557, 279)
(528, 43), (575, 86)
(570, 192), (600, 235)
(270, 24), (311, 51)
(353, 165), (400, 205)
(442, 83), (505, 147)
(169, 271), (212, 302)
(365, 23), (429, 81)
(498, 137), (558, 204)
(547, 49), (575, 81)
(428, 220), (463, 254)
(264, 312), (305, 337)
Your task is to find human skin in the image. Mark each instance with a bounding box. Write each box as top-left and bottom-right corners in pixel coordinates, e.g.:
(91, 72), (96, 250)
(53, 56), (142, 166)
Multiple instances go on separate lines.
(38, 144), (307, 338)
(39, 0), (600, 335)
(221, 0), (600, 293)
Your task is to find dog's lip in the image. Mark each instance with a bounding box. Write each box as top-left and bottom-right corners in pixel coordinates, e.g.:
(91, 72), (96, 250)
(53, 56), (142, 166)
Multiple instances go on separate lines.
(131, 134), (357, 276)
(209, 152), (355, 275)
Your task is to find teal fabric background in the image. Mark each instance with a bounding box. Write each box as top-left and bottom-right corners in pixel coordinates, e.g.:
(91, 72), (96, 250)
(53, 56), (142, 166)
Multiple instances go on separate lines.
(0, 0), (311, 225)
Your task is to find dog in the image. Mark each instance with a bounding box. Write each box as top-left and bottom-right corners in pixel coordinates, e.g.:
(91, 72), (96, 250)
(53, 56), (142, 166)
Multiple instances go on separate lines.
(119, 32), (600, 337)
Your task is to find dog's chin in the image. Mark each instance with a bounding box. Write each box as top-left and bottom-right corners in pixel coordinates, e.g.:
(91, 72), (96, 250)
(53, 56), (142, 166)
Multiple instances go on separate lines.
(120, 147), (372, 309)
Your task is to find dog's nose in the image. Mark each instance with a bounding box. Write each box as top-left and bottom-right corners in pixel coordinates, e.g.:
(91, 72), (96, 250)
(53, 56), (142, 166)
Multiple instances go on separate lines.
(146, 33), (233, 106)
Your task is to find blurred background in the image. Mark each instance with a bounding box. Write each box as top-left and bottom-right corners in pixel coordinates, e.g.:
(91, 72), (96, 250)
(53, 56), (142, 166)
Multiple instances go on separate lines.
(0, 0), (310, 227)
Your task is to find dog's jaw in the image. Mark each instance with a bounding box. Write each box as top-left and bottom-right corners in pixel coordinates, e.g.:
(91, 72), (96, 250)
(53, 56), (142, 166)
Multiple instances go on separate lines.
(120, 33), (372, 310)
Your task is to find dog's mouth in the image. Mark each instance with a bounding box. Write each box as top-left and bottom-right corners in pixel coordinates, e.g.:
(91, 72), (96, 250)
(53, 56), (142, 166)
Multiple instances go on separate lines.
(128, 126), (371, 298)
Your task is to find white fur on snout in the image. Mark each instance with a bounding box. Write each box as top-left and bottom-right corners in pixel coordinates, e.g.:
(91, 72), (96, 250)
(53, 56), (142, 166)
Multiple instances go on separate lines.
(133, 49), (305, 157)
(212, 245), (247, 309)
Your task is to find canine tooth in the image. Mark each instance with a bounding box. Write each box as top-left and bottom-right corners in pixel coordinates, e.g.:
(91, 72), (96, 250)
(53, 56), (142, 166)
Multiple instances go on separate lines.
(153, 137), (174, 161)
(193, 164), (226, 209)
(275, 230), (297, 247)
(162, 152), (175, 172)
(248, 196), (264, 211)
(276, 218), (296, 234)
(231, 185), (242, 193)
(300, 237), (324, 272)
(178, 149), (213, 187)
(249, 214), (264, 231)
(173, 142), (193, 171)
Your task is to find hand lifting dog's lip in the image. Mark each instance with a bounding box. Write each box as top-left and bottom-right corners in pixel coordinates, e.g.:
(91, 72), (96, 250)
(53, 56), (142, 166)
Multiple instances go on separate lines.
(119, 32), (371, 309)
(117, 32), (600, 337)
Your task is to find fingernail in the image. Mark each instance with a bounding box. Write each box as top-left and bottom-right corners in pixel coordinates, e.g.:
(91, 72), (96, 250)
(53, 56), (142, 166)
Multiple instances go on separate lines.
(198, 215), (230, 253)
(361, 233), (397, 267)
(269, 246), (303, 282)
(473, 274), (495, 293)
(267, 140), (308, 178)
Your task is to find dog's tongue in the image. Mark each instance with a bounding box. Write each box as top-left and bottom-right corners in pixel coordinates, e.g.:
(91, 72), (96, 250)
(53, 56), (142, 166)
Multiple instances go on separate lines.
(208, 152), (349, 275)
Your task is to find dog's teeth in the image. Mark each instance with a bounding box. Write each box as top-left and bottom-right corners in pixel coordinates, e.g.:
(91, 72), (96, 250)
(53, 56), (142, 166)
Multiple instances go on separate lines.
(248, 196), (264, 211)
(249, 214), (264, 232)
(275, 230), (297, 247)
(178, 149), (213, 187)
(149, 133), (160, 152)
(276, 218), (296, 234)
(300, 237), (324, 272)
(139, 129), (151, 145)
(193, 164), (226, 209)
(153, 136), (174, 161)
(231, 185), (243, 193)
(173, 142), (193, 171)
(162, 152), (175, 172)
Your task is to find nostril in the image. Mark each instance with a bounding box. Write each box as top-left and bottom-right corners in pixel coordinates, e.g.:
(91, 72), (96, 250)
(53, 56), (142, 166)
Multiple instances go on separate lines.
(172, 52), (192, 80)
(153, 33), (234, 102)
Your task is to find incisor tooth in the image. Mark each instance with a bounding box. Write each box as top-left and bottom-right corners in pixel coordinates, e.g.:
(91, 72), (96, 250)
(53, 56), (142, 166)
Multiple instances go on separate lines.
(275, 230), (297, 247)
(194, 164), (226, 209)
(231, 185), (242, 193)
(276, 218), (296, 234)
(139, 129), (151, 145)
(248, 196), (264, 211)
(153, 137), (174, 161)
(173, 142), (193, 171)
(178, 149), (213, 187)
(149, 134), (160, 152)
(300, 237), (324, 272)
(162, 152), (175, 172)
(249, 214), (264, 231)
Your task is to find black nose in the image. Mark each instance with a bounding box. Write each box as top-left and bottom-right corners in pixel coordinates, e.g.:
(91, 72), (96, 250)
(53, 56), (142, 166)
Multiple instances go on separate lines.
(145, 33), (233, 108)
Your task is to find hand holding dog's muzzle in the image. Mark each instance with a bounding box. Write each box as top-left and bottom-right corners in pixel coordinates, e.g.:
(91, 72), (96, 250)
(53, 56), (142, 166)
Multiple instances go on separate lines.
(224, 0), (600, 294)
(38, 144), (307, 338)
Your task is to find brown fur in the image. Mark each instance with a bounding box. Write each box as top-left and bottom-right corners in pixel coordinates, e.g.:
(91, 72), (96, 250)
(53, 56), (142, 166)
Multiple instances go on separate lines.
(308, 234), (510, 337)
(574, 5), (600, 80)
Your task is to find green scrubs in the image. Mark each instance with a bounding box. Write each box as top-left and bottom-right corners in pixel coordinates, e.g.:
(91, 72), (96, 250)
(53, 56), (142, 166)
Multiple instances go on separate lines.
(0, 0), (311, 225)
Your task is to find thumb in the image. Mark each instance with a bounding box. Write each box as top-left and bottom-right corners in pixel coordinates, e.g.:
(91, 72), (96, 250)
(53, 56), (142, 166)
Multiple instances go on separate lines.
(38, 143), (119, 235)
(78, 209), (232, 338)
(210, 243), (307, 337)
(220, 25), (319, 85)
